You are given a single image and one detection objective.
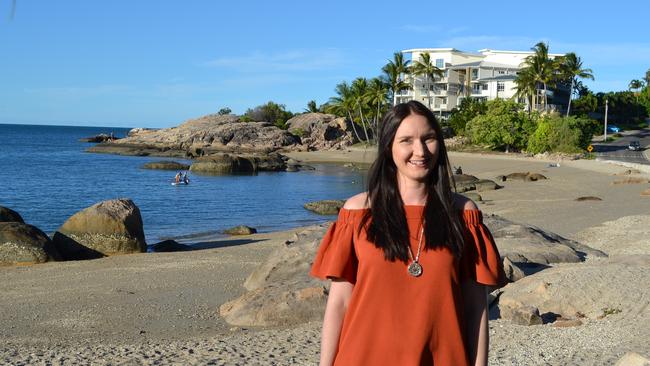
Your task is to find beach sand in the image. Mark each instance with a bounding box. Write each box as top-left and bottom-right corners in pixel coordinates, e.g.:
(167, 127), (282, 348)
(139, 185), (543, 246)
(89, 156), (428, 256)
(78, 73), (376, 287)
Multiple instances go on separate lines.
(1, 150), (649, 365)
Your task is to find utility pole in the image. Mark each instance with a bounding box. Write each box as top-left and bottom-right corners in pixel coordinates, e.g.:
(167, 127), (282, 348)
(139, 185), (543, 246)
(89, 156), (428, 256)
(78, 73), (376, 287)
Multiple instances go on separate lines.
(603, 99), (609, 142)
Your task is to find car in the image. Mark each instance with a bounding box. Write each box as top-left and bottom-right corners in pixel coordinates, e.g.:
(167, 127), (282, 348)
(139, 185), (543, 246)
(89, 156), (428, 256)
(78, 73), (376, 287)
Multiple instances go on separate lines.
(628, 140), (642, 151)
(607, 125), (621, 133)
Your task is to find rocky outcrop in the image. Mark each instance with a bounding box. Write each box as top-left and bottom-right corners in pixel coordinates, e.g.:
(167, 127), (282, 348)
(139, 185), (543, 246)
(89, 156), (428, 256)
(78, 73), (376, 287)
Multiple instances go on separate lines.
(0, 222), (60, 265)
(224, 226), (257, 236)
(220, 226), (327, 326)
(453, 174), (501, 193)
(303, 200), (346, 215)
(0, 206), (24, 223)
(503, 172), (548, 182)
(78, 134), (119, 143)
(88, 114), (300, 157)
(189, 153), (286, 174)
(286, 113), (355, 150)
(150, 240), (193, 252)
(141, 161), (190, 170)
(485, 214), (605, 265)
(52, 199), (146, 260)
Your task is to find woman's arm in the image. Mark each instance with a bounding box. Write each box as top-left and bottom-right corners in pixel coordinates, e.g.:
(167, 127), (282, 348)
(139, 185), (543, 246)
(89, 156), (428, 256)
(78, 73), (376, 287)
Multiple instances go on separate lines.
(320, 279), (354, 366)
(462, 280), (489, 366)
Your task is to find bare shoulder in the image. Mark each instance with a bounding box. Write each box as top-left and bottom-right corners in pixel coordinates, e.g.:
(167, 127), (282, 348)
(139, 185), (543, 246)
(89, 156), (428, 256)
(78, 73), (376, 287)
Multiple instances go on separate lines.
(452, 193), (478, 211)
(343, 192), (370, 209)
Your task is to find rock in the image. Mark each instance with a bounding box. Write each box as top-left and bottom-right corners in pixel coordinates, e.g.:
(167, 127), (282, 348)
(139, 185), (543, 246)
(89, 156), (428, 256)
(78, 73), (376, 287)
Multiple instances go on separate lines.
(88, 114), (300, 157)
(612, 177), (649, 185)
(505, 172), (547, 181)
(497, 255), (650, 321)
(142, 161), (190, 170)
(52, 199), (146, 260)
(219, 282), (327, 327)
(485, 214), (606, 265)
(127, 128), (155, 137)
(575, 196), (602, 201)
(78, 134), (119, 143)
(495, 175), (506, 182)
(304, 200), (346, 215)
(221, 226), (328, 327)
(461, 192), (482, 202)
(150, 240), (192, 252)
(454, 182), (476, 193)
(498, 297), (543, 325)
(614, 352), (650, 366)
(452, 174), (479, 184)
(551, 318), (583, 328)
(502, 257), (525, 282)
(0, 222), (60, 265)
(224, 225), (257, 236)
(190, 153), (286, 174)
(641, 189), (650, 197)
(474, 179), (502, 192)
(0, 206), (24, 223)
(613, 169), (642, 176)
(286, 113), (355, 150)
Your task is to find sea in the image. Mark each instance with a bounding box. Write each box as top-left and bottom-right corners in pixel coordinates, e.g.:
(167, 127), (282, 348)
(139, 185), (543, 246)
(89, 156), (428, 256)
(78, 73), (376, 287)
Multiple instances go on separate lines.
(0, 124), (365, 245)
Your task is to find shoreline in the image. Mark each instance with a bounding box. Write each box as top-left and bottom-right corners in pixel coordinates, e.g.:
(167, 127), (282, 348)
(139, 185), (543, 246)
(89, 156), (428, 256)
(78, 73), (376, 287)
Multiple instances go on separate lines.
(2, 148), (650, 364)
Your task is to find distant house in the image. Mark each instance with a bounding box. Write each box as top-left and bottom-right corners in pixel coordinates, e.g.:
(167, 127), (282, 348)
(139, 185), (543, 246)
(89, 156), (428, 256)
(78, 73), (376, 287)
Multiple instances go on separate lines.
(398, 48), (568, 117)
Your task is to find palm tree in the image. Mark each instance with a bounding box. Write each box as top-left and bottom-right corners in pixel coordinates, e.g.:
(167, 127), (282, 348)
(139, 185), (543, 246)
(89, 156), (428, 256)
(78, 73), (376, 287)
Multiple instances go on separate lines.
(560, 52), (594, 116)
(364, 77), (389, 139)
(628, 79), (643, 94)
(351, 77), (371, 141)
(410, 53), (444, 110)
(382, 52), (411, 106)
(514, 67), (537, 113)
(304, 100), (319, 113)
(325, 81), (364, 142)
(522, 42), (554, 112)
(644, 69), (650, 97)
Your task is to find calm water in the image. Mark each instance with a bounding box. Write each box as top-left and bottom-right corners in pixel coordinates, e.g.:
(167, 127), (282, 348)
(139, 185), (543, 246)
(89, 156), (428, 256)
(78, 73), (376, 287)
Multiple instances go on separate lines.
(0, 124), (365, 244)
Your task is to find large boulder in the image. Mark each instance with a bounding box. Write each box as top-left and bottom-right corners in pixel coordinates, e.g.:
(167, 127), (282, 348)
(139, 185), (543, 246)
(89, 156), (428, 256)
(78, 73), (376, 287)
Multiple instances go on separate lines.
(52, 199), (146, 260)
(485, 214), (606, 265)
(224, 225), (257, 236)
(141, 161), (190, 170)
(88, 114), (300, 157)
(303, 200), (346, 215)
(190, 153), (286, 174)
(285, 113), (355, 150)
(0, 222), (60, 265)
(0, 206), (24, 223)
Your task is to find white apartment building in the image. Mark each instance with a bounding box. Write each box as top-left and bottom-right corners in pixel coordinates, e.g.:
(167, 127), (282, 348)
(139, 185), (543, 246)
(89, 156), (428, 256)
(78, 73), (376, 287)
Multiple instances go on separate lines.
(397, 48), (564, 116)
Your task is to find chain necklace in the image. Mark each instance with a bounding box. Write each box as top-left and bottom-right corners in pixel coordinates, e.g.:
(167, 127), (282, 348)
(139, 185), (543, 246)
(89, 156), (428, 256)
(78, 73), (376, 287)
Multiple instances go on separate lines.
(407, 221), (425, 277)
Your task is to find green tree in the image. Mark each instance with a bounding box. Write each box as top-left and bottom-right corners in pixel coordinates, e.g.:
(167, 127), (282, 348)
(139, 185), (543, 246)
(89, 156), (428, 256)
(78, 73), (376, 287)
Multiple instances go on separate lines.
(244, 101), (294, 129)
(382, 52), (411, 106)
(447, 98), (487, 135)
(519, 42), (555, 112)
(304, 100), (319, 113)
(466, 99), (531, 152)
(410, 53), (444, 110)
(559, 53), (594, 116)
(364, 77), (390, 140)
(217, 107), (232, 115)
(325, 81), (364, 142)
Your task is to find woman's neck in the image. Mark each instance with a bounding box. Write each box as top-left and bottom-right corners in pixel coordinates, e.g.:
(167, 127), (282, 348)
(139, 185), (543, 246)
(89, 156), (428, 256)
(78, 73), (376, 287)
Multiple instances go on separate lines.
(398, 180), (428, 205)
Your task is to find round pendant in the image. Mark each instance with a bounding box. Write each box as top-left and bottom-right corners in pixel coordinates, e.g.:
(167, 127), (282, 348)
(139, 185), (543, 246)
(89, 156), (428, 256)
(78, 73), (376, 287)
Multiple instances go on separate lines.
(407, 262), (423, 277)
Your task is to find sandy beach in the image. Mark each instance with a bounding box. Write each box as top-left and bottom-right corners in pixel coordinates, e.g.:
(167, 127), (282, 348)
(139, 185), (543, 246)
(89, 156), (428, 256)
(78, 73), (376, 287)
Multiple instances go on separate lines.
(1, 150), (649, 365)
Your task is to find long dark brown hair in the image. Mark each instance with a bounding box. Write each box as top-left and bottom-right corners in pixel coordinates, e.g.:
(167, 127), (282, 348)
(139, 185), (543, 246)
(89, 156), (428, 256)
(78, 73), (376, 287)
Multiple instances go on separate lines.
(360, 101), (465, 262)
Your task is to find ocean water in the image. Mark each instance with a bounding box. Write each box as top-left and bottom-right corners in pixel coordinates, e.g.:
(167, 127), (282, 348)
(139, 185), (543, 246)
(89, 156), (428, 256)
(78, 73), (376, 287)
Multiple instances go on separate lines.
(0, 124), (365, 244)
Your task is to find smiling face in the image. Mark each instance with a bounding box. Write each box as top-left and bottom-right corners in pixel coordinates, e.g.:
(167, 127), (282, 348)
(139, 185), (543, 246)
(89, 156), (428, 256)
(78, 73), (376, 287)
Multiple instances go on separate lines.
(390, 113), (440, 185)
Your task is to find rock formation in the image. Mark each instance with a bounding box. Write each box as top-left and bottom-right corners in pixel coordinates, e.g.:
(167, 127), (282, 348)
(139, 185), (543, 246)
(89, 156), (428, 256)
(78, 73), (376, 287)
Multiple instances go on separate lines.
(52, 199), (146, 260)
(285, 113), (355, 150)
(0, 206), (24, 223)
(0, 222), (60, 265)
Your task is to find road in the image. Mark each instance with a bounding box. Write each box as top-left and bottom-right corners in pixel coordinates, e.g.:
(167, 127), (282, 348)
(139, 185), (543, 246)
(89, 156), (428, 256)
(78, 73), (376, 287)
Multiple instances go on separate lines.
(591, 126), (650, 165)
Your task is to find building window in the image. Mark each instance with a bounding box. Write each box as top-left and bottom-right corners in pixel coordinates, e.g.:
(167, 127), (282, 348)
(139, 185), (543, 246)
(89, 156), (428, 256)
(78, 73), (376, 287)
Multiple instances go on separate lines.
(498, 70), (505, 74)
(436, 58), (444, 68)
(443, 70), (448, 77)
(471, 69), (478, 79)
(497, 82), (505, 92)
(482, 84), (488, 90)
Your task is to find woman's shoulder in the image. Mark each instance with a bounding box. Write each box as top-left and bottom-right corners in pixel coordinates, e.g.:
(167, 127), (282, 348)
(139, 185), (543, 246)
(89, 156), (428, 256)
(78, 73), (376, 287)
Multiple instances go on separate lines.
(342, 192), (370, 210)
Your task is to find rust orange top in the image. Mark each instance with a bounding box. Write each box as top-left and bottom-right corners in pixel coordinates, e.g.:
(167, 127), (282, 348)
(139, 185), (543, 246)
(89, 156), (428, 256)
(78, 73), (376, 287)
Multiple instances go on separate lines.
(310, 206), (507, 366)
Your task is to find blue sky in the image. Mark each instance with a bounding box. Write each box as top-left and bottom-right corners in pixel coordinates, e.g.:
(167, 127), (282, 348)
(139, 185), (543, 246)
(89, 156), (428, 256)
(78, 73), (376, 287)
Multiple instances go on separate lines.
(1, 0), (648, 128)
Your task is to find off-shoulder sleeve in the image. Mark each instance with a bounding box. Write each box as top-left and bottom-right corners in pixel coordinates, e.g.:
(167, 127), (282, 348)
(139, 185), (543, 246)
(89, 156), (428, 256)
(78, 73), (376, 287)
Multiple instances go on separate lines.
(460, 210), (507, 288)
(310, 208), (358, 284)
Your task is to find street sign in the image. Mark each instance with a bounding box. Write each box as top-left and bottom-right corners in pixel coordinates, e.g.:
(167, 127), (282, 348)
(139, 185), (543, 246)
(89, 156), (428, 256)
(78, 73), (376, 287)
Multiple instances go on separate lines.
(587, 145), (593, 152)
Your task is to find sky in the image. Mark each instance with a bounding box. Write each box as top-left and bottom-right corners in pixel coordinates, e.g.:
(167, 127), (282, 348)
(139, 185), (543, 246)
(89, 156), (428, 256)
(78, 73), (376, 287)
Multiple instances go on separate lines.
(1, 0), (649, 128)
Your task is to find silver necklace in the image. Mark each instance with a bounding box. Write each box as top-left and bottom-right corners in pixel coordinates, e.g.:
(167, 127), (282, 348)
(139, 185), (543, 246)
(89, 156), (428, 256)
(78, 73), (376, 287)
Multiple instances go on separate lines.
(407, 222), (424, 277)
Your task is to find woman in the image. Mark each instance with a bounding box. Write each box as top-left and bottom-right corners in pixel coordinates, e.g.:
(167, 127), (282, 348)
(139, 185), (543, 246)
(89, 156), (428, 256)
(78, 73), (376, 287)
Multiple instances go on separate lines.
(310, 101), (506, 366)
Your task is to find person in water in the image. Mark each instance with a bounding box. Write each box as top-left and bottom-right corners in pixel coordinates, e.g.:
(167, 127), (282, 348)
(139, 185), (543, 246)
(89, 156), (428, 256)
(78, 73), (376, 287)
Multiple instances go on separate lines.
(310, 101), (506, 366)
(175, 172), (182, 184)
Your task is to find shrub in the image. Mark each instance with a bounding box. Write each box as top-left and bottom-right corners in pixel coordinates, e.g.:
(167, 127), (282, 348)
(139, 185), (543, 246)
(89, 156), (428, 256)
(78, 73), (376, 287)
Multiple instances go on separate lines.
(466, 99), (531, 152)
(526, 115), (597, 154)
(447, 98), (486, 135)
